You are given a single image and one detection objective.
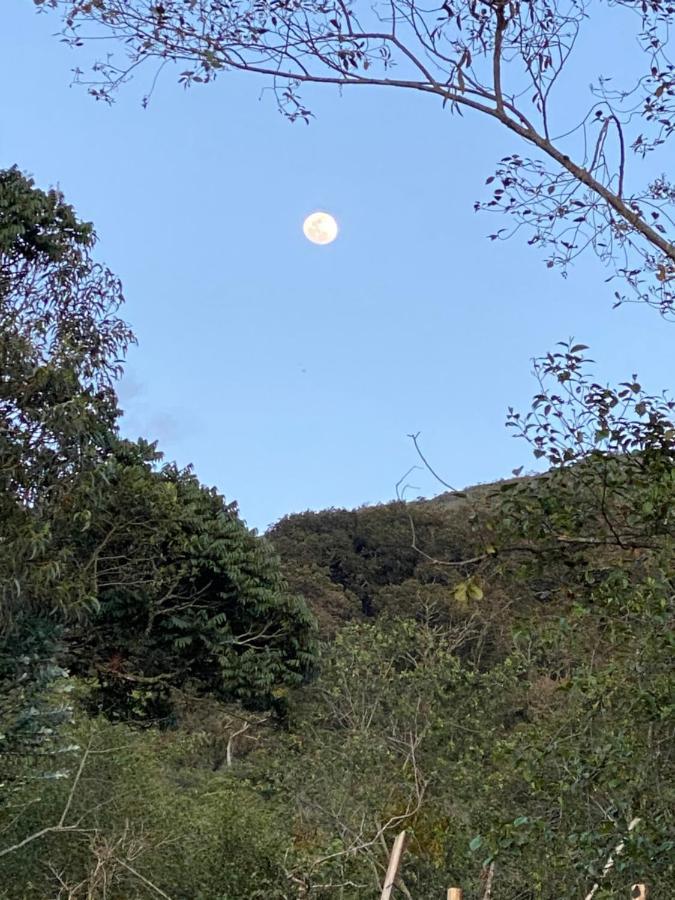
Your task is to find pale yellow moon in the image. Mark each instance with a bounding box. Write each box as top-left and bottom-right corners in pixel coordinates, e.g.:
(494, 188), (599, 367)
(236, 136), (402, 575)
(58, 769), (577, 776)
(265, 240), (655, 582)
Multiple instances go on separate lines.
(303, 211), (339, 245)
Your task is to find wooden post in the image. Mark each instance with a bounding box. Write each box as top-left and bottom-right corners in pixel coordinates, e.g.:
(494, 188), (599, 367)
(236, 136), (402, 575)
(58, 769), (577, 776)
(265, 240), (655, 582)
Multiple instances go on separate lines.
(631, 886), (648, 900)
(447, 889), (463, 900)
(379, 831), (408, 900)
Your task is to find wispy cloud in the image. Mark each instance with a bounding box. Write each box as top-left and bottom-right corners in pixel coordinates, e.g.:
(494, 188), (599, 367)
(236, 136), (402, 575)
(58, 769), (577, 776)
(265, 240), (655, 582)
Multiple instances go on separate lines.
(117, 368), (199, 447)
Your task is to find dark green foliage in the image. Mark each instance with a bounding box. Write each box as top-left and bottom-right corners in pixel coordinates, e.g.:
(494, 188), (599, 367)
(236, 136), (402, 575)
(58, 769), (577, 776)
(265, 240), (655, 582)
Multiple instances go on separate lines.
(0, 621), (75, 792)
(0, 165), (132, 627)
(0, 165), (131, 495)
(1, 166), (133, 793)
(0, 718), (294, 899)
(64, 438), (317, 716)
(0, 164), (91, 258)
(269, 499), (483, 629)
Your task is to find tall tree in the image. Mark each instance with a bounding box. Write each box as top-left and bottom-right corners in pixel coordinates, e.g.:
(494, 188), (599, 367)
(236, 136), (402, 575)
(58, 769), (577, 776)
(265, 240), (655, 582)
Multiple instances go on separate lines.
(64, 438), (317, 717)
(0, 165), (133, 625)
(1, 165), (132, 790)
(1, 167), (316, 728)
(39, 1), (675, 315)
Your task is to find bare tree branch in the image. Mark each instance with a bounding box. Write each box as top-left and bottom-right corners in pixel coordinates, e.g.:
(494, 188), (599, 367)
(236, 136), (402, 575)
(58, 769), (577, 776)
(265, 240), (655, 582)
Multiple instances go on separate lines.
(0, 737), (94, 859)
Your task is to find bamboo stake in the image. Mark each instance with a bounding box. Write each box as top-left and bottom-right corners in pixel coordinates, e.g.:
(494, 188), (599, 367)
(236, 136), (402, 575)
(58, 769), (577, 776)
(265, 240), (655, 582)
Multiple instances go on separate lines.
(447, 889), (463, 900)
(631, 886), (648, 900)
(380, 831), (408, 900)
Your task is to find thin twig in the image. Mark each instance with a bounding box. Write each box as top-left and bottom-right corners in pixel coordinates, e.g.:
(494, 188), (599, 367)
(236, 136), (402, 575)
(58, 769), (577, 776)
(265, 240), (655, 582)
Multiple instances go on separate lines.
(584, 817), (641, 900)
(112, 856), (175, 900)
(482, 861), (495, 900)
(407, 432), (465, 494)
(0, 738), (94, 859)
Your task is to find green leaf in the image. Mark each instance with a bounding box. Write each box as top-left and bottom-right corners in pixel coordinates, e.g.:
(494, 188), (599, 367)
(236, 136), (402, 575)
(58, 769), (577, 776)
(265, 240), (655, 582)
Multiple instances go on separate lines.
(453, 581), (468, 604)
(468, 580), (484, 601)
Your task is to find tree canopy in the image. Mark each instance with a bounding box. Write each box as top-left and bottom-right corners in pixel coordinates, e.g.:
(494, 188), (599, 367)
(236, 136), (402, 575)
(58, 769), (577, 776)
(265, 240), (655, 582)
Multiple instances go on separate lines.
(1, 165), (132, 627)
(66, 438), (317, 717)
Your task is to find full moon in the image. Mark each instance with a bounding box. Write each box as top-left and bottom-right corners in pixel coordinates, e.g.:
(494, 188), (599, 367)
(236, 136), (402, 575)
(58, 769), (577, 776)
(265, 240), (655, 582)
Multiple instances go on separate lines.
(303, 211), (339, 245)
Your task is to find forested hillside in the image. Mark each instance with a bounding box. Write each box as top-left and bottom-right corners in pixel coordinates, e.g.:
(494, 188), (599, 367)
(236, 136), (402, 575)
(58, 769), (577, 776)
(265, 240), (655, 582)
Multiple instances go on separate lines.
(3, 0), (675, 889)
(1, 169), (672, 895)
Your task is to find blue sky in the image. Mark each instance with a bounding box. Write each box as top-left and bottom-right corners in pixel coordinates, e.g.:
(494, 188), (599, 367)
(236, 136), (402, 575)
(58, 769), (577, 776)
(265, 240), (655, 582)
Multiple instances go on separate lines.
(2, 2), (673, 531)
